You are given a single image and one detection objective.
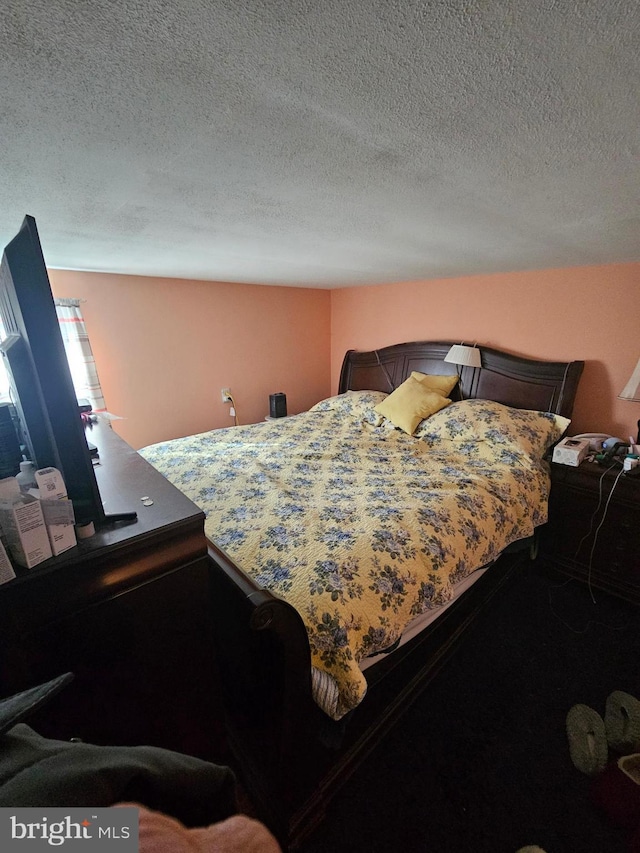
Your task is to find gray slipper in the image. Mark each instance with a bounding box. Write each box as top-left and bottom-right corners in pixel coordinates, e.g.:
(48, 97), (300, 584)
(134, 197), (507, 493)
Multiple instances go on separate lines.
(605, 691), (640, 754)
(566, 703), (608, 776)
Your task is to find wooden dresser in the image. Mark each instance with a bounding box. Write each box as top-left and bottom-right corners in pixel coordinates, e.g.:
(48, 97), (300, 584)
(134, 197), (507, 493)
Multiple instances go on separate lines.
(0, 421), (222, 760)
(540, 460), (640, 604)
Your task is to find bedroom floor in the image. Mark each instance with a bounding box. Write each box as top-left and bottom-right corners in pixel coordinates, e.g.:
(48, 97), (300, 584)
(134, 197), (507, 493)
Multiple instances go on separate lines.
(293, 558), (640, 853)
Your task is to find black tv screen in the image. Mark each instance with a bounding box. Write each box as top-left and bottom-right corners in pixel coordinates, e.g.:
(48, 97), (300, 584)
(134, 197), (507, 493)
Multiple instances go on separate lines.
(0, 215), (106, 527)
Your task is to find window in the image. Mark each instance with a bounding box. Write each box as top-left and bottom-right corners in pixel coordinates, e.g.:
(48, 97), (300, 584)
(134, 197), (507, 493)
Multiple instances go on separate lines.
(0, 299), (105, 410)
(0, 315), (11, 403)
(54, 299), (106, 411)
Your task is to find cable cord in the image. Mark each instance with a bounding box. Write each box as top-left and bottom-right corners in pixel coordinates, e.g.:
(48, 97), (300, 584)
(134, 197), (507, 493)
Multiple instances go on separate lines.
(227, 393), (239, 426)
(547, 578), (631, 634)
(586, 466), (625, 603)
(374, 350), (395, 393)
(552, 360), (572, 415)
(573, 463), (618, 564)
(547, 463), (628, 629)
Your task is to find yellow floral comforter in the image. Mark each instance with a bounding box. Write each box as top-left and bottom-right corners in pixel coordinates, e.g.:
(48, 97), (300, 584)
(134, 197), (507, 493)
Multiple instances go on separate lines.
(140, 393), (568, 720)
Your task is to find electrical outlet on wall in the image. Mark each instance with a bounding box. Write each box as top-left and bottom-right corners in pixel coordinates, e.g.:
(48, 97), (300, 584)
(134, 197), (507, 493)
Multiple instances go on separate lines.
(221, 388), (232, 403)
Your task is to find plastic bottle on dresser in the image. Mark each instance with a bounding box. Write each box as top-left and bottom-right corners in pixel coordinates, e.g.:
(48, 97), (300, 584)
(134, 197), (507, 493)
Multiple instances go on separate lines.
(16, 460), (38, 493)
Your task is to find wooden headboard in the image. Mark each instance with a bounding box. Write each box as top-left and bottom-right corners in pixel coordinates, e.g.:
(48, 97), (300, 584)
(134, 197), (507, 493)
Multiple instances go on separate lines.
(338, 341), (584, 418)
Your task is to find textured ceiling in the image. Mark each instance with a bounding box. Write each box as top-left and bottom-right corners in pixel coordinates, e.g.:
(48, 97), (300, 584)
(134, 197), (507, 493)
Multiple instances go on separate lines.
(1, 0), (639, 288)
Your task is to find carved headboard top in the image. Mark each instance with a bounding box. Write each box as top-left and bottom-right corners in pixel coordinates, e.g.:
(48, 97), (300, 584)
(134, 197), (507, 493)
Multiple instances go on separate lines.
(338, 341), (584, 419)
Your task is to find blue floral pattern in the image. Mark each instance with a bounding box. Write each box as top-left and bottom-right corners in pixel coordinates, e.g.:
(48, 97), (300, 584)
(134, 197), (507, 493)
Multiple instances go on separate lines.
(140, 394), (566, 720)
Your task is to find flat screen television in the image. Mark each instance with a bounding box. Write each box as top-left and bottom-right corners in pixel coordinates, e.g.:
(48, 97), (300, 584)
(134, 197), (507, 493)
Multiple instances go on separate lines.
(0, 215), (135, 529)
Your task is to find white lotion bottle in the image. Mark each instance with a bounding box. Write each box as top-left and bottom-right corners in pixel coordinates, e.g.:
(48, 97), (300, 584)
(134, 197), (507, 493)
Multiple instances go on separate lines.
(16, 460), (38, 493)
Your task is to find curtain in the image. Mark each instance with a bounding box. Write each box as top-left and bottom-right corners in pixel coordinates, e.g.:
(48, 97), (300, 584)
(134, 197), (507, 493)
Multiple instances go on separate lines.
(54, 298), (107, 412)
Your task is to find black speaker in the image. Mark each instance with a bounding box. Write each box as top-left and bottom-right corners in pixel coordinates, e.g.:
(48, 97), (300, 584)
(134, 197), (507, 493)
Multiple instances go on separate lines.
(269, 392), (287, 418)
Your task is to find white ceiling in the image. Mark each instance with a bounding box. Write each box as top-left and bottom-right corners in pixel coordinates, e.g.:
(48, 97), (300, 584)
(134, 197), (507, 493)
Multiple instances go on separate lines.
(1, 0), (639, 288)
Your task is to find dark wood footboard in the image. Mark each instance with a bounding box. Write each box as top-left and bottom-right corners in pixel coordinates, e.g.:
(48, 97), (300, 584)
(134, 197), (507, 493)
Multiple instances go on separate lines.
(207, 542), (323, 840)
(208, 541), (526, 849)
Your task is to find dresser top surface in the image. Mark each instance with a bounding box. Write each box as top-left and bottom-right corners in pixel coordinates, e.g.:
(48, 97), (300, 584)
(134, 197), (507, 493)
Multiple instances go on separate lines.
(1, 419), (206, 592)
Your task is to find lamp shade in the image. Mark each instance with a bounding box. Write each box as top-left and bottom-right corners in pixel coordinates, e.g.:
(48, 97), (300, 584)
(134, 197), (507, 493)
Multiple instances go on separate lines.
(444, 343), (482, 368)
(619, 356), (640, 402)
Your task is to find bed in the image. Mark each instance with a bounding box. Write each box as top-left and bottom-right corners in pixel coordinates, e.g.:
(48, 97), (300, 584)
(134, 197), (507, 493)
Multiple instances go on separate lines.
(139, 340), (583, 849)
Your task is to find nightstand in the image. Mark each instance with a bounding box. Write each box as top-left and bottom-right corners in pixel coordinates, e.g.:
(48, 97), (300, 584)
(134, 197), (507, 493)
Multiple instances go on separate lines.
(539, 461), (640, 604)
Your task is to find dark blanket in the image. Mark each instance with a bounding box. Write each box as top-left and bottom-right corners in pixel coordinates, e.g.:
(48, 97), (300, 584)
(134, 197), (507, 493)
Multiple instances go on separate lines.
(0, 674), (237, 827)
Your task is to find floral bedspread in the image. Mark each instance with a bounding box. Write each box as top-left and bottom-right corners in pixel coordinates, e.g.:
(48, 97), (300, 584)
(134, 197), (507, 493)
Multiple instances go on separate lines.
(139, 392), (567, 720)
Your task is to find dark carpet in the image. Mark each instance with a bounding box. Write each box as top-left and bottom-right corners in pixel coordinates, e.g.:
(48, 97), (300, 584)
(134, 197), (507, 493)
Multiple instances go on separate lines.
(300, 559), (640, 853)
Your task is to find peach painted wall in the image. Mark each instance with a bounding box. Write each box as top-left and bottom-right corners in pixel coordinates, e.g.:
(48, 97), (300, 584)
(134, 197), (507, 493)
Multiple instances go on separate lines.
(48, 270), (331, 449)
(330, 263), (640, 439)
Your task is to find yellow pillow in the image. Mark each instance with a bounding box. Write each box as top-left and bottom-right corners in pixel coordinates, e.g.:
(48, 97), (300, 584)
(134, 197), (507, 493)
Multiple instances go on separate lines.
(410, 371), (459, 396)
(374, 377), (451, 435)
